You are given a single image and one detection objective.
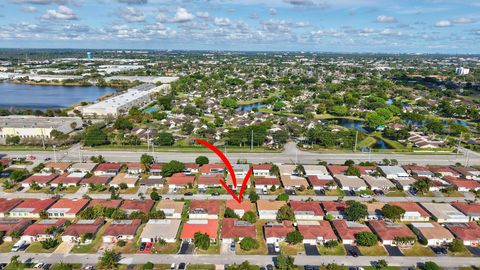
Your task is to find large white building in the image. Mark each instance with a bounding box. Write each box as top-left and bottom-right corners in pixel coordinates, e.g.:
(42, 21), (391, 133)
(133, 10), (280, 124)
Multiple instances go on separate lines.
(0, 116), (83, 139)
(455, 67), (470, 76)
(81, 83), (172, 117)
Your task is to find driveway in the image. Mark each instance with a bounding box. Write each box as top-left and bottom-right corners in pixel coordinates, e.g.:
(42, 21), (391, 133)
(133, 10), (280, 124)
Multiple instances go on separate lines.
(221, 240), (234, 255)
(267, 244), (280, 255)
(344, 244), (362, 256)
(304, 244), (320, 256)
(384, 245), (404, 256)
(53, 242), (74, 254)
(467, 246), (480, 257)
(178, 242), (194, 255)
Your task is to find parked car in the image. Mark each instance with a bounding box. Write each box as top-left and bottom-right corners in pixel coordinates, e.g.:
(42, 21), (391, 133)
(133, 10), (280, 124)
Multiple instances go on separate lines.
(184, 192), (193, 196)
(139, 242), (146, 251)
(266, 264), (274, 270)
(34, 263), (44, 269)
(230, 241), (235, 251)
(212, 192), (220, 196)
(170, 263), (176, 270)
(11, 240), (26, 252)
(0, 263), (7, 270)
(178, 263), (186, 270)
(274, 242), (280, 253)
(360, 194), (371, 198)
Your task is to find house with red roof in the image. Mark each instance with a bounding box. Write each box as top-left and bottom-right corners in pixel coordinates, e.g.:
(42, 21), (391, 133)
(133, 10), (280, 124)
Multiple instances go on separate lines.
(452, 167), (480, 180)
(322, 201), (347, 219)
(122, 200), (155, 214)
(80, 176), (111, 187)
(102, 219), (141, 243)
(62, 219), (104, 243)
(184, 163), (200, 173)
(221, 218), (256, 242)
(290, 201), (324, 220)
(42, 162), (71, 174)
(443, 176), (480, 192)
(297, 220), (337, 245)
(167, 173), (195, 190)
(181, 219), (219, 243)
(332, 220), (371, 245)
(327, 165), (348, 176)
(428, 167), (461, 178)
(86, 199), (122, 210)
(150, 163), (163, 175)
(254, 177), (281, 192)
(199, 164), (225, 175)
(252, 164), (273, 177)
(189, 200), (221, 219)
(354, 166), (378, 176)
(446, 222), (480, 246)
(452, 202), (480, 221)
(0, 159), (11, 167)
(94, 163), (122, 176)
(197, 175), (222, 190)
(403, 165), (434, 179)
(50, 172), (85, 187)
(307, 175), (336, 191)
(0, 198), (22, 217)
(0, 218), (32, 242)
(264, 221), (294, 244)
(21, 219), (67, 243)
(126, 163), (144, 175)
(46, 199), (89, 219)
(226, 200), (253, 217)
(368, 220), (415, 246)
(21, 173), (58, 188)
(9, 198), (56, 218)
(389, 202), (430, 222)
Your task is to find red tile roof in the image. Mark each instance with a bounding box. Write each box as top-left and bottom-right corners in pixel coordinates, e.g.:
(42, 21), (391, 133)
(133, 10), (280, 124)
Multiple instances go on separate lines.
(428, 166), (459, 176)
(80, 176), (111, 185)
(403, 165), (430, 172)
(355, 166), (377, 175)
(446, 222), (480, 241)
(127, 163), (144, 170)
(95, 163), (122, 172)
(22, 173), (58, 185)
(48, 199), (89, 215)
(327, 165), (348, 175)
(0, 218), (32, 235)
(226, 200), (253, 212)
(190, 200), (221, 215)
(298, 221), (336, 241)
(252, 164), (272, 171)
(0, 198), (22, 214)
(0, 159), (11, 166)
(181, 219), (219, 239)
(332, 220), (371, 241)
(290, 201), (324, 216)
(23, 219), (67, 236)
(197, 175), (221, 185)
(121, 200), (155, 213)
(199, 164), (226, 174)
(150, 163), (164, 170)
(63, 219), (104, 237)
(322, 201), (346, 213)
(12, 199), (56, 214)
(184, 163), (200, 170)
(221, 218), (256, 239)
(254, 177), (280, 186)
(368, 220), (415, 241)
(264, 221), (294, 238)
(444, 176), (480, 189)
(50, 173), (84, 185)
(307, 175), (335, 187)
(168, 173), (195, 186)
(451, 202), (480, 216)
(87, 199), (122, 209)
(389, 202), (430, 217)
(103, 219), (141, 237)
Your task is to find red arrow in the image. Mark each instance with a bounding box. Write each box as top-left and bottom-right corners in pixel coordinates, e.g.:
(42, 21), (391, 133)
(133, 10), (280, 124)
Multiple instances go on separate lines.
(195, 139), (252, 203)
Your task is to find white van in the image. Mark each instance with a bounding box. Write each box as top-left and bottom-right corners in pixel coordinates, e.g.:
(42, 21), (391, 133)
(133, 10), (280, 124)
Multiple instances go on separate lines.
(11, 240), (26, 252)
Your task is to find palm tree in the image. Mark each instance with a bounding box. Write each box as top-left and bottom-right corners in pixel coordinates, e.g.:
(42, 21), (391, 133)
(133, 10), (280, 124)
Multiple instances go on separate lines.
(98, 250), (121, 269)
(269, 164), (280, 178)
(10, 255), (20, 268)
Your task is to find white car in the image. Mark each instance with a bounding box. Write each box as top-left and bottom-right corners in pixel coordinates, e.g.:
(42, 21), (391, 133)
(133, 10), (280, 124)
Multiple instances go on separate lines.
(274, 242), (280, 253)
(360, 194), (372, 198)
(34, 263), (44, 269)
(171, 263), (176, 270)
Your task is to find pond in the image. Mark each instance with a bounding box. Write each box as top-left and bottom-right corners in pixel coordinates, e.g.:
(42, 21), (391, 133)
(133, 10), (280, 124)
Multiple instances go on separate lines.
(236, 102), (266, 112)
(329, 118), (369, 133)
(373, 139), (391, 150)
(0, 83), (115, 110)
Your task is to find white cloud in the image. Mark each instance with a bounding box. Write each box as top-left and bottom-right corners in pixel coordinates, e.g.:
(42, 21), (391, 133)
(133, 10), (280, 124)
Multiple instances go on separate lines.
(41, 5), (77, 20)
(214, 17), (231, 26)
(196, 12), (210, 19)
(453, 17), (475, 24)
(120, 6), (145, 22)
(435, 20), (451, 27)
(117, 0), (147, 4)
(172, 7), (194, 23)
(269, 8), (277, 16)
(376, 15), (396, 23)
(20, 5), (37, 12)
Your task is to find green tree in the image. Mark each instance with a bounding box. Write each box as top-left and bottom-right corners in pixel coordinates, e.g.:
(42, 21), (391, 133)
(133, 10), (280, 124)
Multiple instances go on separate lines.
(6, 136), (20, 145)
(9, 169), (29, 182)
(150, 191), (160, 201)
(161, 160), (185, 177)
(285, 231), (303, 245)
(248, 191), (259, 203)
(413, 178), (431, 195)
(195, 156), (209, 165)
(345, 166), (360, 177)
(140, 154), (154, 171)
(114, 117), (133, 130)
(355, 232), (378, 246)
(326, 264), (343, 270)
(449, 238), (466, 253)
(275, 254), (295, 270)
(241, 211), (257, 224)
(344, 200), (368, 221)
(224, 207), (240, 218)
(365, 112), (385, 129)
(153, 132), (175, 146)
(98, 250), (121, 269)
(227, 261), (259, 270)
(193, 232), (210, 250)
(10, 255), (20, 269)
(276, 193), (289, 201)
(143, 262), (154, 270)
(423, 261), (441, 270)
(382, 204), (405, 222)
(376, 260), (388, 269)
(323, 240), (338, 248)
(83, 126), (108, 146)
(239, 237), (259, 251)
(221, 98), (238, 109)
(276, 205), (295, 221)
(40, 238), (59, 249)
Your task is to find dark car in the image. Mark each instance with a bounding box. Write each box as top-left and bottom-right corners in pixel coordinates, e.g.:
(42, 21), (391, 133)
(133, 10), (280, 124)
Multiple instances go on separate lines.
(266, 265), (274, 270)
(304, 266), (314, 270)
(350, 251), (359, 257)
(212, 192), (220, 196)
(230, 241), (235, 251)
(139, 242), (146, 251)
(0, 263), (7, 270)
(178, 263), (186, 270)
(184, 192), (193, 196)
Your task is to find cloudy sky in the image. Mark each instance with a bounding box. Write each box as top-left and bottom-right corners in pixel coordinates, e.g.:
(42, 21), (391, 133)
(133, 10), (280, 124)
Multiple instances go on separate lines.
(0, 0), (479, 53)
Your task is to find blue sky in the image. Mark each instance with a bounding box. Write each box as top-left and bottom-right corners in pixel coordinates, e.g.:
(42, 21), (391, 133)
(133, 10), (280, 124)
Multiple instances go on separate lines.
(0, 0), (479, 53)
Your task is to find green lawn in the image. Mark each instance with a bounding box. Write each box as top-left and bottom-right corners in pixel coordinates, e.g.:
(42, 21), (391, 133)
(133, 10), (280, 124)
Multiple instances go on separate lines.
(152, 241), (180, 254)
(71, 222), (108, 253)
(318, 244), (346, 255)
(26, 240), (59, 253)
(236, 222), (268, 255)
(325, 188), (345, 196)
(5, 263), (33, 270)
(385, 190), (406, 197)
(279, 242), (304, 256)
(195, 242), (220, 254)
(358, 137), (377, 148)
(0, 242), (14, 252)
(186, 265), (215, 270)
(358, 244), (388, 256)
(401, 243), (435, 256)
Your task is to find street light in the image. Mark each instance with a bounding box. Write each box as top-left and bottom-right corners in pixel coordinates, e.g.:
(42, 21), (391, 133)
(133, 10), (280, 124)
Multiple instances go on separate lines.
(53, 145), (57, 163)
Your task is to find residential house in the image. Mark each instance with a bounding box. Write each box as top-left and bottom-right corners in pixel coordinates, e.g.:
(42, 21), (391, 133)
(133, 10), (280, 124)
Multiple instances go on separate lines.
(307, 175), (336, 191)
(183, 163), (200, 173)
(21, 173), (58, 188)
(94, 163), (122, 176)
(80, 176), (111, 187)
(21, 219), (67, 243)
(421, 203), (469, 223)
(139, 176), (165, 188)
(50, 172), (85, 187)
(150, 163), (163, 176)
(126, 163), (145, 175)
(156, 200), (184, 219)
(297, 220), (337, 245)
(366, 202), (385, 220)
(221, 218), (256, 243)
(168, 173), (195, 190)
(252, 164), (273, 177)
(378, 166), (409, 180)
(428, 166), (461, 178)
(256, 200), (286, 220)
(43, 162), (71, 174)
(290, 201), (324, 220)
(61, 219), (104, 243)
(322, 201), (347, 220)
(197, 175), (222, 190)
(67, 163), (98, 174)
(199, 164), (225, 175)
(327, 165), (348, 176)
(362, 176), (395, 191)
(0, 218), (32, 242)
(9, 198), (56, 218)
(47, 199), (89, 218)
(451, 202), (480, 221)
(102, 220), (142, 243)
(109, 173), (138, 188)
(303, 165), (330, 176)
(332, 220), (372, 245)
(226, 200), (253, 217)
(403, 166), (434, 179)
(254, 177), (281, 192)
(389, 202), (430, 222)
(368, 220), (415, 246)
(452, 167), (480, 180)
(334, 175), (367, 191)
(181, 219), (219, 243)
(264, 220), (294, 244)
(86, 199), (122, 209)
(140, 219), (181, 243)
(189, 200), (221, 219)
(411, 222), (454, 246)
(0, 198), (22, 217)
(279, 164), (309, 190)
(122, 200), (155, 214)
(446, 222), (480, 246)
(444, 176), (480, 192)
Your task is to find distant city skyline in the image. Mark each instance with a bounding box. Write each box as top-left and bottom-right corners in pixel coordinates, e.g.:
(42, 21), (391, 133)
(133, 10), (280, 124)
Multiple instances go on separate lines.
(0, 0), (479, 53)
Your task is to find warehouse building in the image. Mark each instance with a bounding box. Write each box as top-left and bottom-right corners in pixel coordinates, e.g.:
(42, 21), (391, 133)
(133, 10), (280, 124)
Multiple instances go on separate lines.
(0, 116), (82, 139)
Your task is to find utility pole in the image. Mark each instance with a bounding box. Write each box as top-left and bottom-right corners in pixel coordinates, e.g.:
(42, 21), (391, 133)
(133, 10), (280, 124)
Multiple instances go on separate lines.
(146, 131), (150, 151)
(368, 147), (372, 162)
(40, 129), (46, 150)
(354, 131), (358, 152)
(250, 130), (254, 151)
(78, 145), (82, 163)
(53, 145), (57, 163)
(456, 132), (463, 159)
(465, 150), (470, 167)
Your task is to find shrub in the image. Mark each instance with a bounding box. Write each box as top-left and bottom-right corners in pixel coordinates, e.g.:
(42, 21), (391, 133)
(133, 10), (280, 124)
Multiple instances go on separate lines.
(239, 237), (259, 251)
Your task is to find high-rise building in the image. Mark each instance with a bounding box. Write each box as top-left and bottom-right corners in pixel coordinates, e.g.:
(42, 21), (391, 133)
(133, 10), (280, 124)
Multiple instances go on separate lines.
(455, 67), (470, 75)
(86, 52), (92, 60)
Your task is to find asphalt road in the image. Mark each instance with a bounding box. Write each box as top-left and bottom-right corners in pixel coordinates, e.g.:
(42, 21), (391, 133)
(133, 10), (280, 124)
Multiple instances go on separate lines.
(2, 142), (479, 166)
(2, 253), (479, 267)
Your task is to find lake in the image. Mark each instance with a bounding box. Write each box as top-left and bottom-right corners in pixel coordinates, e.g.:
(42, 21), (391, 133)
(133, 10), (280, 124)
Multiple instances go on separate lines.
(0, 83), (115, 109)
(236, 102), (266, 112)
